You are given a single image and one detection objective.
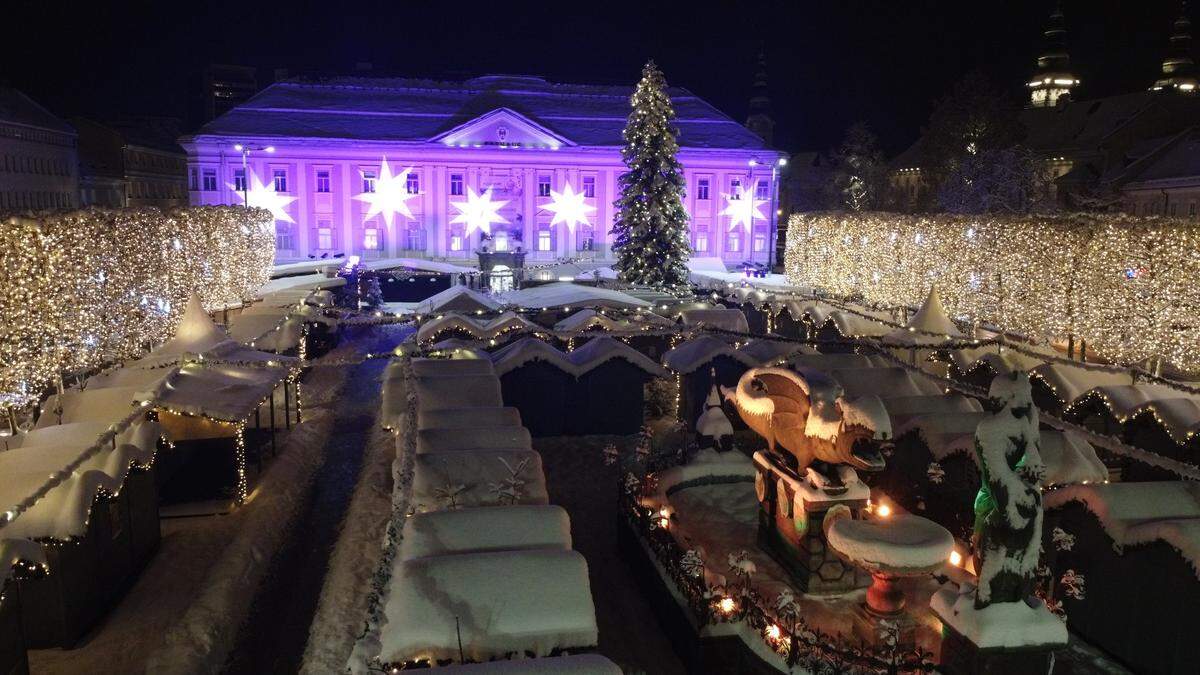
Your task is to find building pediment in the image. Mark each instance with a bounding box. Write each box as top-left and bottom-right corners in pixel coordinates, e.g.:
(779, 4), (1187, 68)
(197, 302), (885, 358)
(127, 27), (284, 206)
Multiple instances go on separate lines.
(431, 108), (573, 149)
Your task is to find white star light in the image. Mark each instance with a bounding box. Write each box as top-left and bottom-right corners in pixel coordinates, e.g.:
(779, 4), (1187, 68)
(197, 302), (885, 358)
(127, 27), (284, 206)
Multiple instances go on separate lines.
(231, 172), (296, 223)
(721, 191), (766, 232)
(542, 183), (596, 232)
(450, 186), (509, 236)
(355, 158), (419, 227)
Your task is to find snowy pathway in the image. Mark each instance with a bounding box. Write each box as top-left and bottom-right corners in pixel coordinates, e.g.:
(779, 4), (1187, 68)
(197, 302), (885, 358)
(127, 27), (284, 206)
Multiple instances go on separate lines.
(222, 324), (410, 674)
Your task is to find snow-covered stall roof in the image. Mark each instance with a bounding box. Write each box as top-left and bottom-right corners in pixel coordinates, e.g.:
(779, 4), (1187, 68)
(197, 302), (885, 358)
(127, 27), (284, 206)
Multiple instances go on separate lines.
(0, 538), (45, 589)
(553, 308), (635, 333)
(729, 287), (772, 305)
(883, 287), (964, 346)
(738, 338), (806, 365)
(412, 375), (504, 412)
(877, 394), (984, 423)
(35, 386), (142, 428)
(413, 285), (504, 314)
(255, 272), (346, 297)
(1040, 430), (1109, 486)
(416, 311), (536, 343)
(379, 549), (597, 664)
(501, 282), (651, 311)
(776, 298), (826, 321)
(430, 654), (621, 674)
(894, 412), (991, 459)
(227, 312), (304, 352)
(488, 338), (571, 376)
(828, 367), (944, 399)
(788, 353), (891, 372)
(411, 358), (496, 377)
(661, 335), (757, 374)
(947, 345), (1047, 376)
(399, 505), (571, 560)
(85, 366), (175, 391)
(678, 308), (749, 333)
(271, 259), (343, 277)
(824, 311), (893, 338)
(132, 294), (300, 368)
(417, 406), (522, 431)
(412, 449), (548, 512)
(416, 426), (532, 454)
(361, 257), (476, 275)
(137, 362), (289, 422)
(1029, 363), (1131, 405)
(1080, 384), (1200, 443)
(1044, 481), (1200, 578)
(490, 337), (667, 378)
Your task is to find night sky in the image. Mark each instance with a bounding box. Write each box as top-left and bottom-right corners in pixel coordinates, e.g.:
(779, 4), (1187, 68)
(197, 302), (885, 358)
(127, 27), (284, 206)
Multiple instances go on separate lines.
(4, 0), (1190, 154)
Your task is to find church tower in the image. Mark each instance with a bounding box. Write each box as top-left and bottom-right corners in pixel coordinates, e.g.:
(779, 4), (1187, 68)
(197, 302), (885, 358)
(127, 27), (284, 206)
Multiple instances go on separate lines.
(1028, 3), (1080, 107)
(745, 52), (775, 147)
(1152, 3), (1198, 92)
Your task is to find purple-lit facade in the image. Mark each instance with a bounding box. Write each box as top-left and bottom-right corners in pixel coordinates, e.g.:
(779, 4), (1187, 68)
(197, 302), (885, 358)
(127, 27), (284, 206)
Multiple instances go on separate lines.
(181, 75), (785, 266)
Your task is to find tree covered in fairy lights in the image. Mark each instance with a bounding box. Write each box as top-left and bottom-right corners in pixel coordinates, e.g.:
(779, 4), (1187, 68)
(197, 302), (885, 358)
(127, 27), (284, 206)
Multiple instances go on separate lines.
(611, 61), (691, 288)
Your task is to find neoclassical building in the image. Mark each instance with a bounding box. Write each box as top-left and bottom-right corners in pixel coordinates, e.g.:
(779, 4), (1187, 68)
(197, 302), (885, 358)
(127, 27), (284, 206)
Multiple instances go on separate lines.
(181, 74), (784, 266)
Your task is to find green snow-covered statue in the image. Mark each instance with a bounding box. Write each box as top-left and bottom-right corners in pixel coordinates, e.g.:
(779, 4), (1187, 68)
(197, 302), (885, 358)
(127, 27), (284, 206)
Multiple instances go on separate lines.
(971, 371), (1045, 609)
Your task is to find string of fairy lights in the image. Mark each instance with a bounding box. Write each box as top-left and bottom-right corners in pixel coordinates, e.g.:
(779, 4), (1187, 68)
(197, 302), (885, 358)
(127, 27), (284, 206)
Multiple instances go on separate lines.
(0, 206), (276, 411)
(784, 212), (1200, 372)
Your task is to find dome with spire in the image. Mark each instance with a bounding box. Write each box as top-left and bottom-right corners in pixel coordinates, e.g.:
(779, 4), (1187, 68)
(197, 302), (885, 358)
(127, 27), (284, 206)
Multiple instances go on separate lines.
(744, 51), (775, 147)
(1028, 3), (1080, 107)
(1152, 3), (1198, 92)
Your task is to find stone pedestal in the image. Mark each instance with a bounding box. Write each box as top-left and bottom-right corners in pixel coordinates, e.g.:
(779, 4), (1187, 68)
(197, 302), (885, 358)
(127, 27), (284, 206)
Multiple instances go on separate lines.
(752, 451), (870, 593)
(930, 586), (1067, 675)
(937, 621), (1059, 675)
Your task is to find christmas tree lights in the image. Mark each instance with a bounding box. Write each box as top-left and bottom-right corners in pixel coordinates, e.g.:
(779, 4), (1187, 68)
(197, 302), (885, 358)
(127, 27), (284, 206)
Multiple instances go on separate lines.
(0, 206), (275, 410)
(785, 212), (1200, 372)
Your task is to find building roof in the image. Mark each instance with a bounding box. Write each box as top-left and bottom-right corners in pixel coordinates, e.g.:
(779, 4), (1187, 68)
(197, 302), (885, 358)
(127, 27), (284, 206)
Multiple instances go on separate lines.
(191, 75), (770, 150)
(1122, 127), (1200, 186)
(0, 87), (75, 135)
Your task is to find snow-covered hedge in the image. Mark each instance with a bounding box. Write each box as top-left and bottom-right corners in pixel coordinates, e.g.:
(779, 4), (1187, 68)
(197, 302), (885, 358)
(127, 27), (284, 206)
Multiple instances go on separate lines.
(784, 212), (1200, 371)
(0, 206), (275, 407)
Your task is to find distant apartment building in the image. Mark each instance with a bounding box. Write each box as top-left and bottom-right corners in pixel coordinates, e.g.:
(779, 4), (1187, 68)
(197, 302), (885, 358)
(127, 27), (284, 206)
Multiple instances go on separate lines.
(75, 117), (189, 208)
(203, 64), (259, 122)
(0, 87), (78, 210)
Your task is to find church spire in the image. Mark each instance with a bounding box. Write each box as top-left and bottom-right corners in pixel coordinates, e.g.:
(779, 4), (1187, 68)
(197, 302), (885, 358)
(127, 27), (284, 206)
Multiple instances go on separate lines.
(745, 50), (775, 147)
(1028, 3), (1079, 107)
(1152, 2), (1198, 92)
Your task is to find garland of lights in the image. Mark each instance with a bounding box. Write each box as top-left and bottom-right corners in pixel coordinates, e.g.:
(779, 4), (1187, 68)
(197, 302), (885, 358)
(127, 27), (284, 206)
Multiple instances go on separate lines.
(0, 206), (275, 410)
(784, 211), (1200, 372)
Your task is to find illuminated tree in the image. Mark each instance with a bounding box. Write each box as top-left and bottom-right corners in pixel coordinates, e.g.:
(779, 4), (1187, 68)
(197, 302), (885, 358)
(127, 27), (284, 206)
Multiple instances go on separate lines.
(825, 122), (886, 211)
(611, 61), (691, 287)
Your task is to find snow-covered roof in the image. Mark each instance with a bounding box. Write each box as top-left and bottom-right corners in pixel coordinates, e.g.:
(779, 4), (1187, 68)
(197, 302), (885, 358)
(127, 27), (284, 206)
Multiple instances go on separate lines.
(85, 366), (175, 391)
(501, 282), (651, 311)
(662, 335), (756, 374)
(228, 312), (304, 352)
(138, 362), (289, 422)
(490, 336), (667, 378)
(193, 75), (768, 150)
(416, 311), (536, 343)
(552, 308), (627, 333)
(1080, 384), (1200, 444)
(35, 386), (142, 428)
(788, 352), (890, 372)
(1044, 481), (1200, 578)
(379, 549), (597, 664)
(947, 345), (1047, 376)
(132, 294), (299, 368)
(738, 338), (804, 365)
(255, 272), (346, 297)
(828, 367), (944, 399)
(399, 505), (571, 561)
(416, 406), (522, 431)
(883, 287), (963, 345)
(678, 308), (749, 333)
(430, 655), (621, 674)
(824, 311), (893, 338)
(729, 287), (772, 305)
(360, 257), (476, 274)
(412, 449), (548, 512)
(877, 394), (984, 424)
(894, 412), (991, 459)
(411, 357), (496, 377)
(1029, 363), (1131, 405)
(413, 374), (504, 412)
(413, 285), (504, 314)
(1040, 430), (1109, 486)
(416, 426), (532, 454)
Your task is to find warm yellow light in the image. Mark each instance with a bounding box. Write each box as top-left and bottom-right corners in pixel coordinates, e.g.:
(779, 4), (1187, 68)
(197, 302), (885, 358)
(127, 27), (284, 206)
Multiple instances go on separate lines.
(949, 550), (963, 567)
(718, 597), (736, 614)
(765, 624), (782, 641)
(876, 503), (892, 518)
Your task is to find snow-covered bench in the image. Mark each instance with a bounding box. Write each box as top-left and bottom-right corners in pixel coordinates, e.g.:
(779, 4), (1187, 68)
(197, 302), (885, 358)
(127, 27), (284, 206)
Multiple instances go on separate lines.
(416, 426), (532, 454)
(412, 449), (548, 512)
(400, 505), (572, 560)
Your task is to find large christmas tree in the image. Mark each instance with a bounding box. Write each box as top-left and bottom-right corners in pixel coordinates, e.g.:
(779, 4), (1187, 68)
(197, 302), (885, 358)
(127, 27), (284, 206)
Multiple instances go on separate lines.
(611, 61), (691, 287)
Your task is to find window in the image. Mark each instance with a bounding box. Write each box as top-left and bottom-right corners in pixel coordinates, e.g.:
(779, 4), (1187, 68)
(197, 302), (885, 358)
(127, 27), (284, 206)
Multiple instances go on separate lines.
(316, 170), (331, 193)
(730, 178), (741, 199)
(697, 178), (710, 200)
(726, 231), (741, 252)
(582, 176), (596, 198)
(450, 173), (464, 196)
(406, 171), (419, 194)
(538, 175), (552, 197)
(405, 224), (423, 250)
(273, 169), (288, 192)
(233, 168), (247, 192)
(202, 169), (217, 191)
(577, 225), (595, 251)
(362, 171), (377, 193)
(753, 232), (767, 252)
(450, 233), (464, 252)
(363, 227), (380, 250)
(189, 168), (199, 191)
(494, 232), (509, 251)
(537, 228), (552, 251)
(695, 231), (709, 252)
(276, 224), (294, 251)
(756, 179), (769, 199)
(318, 227), (333, 250)
(1190, 201), (1197, 218)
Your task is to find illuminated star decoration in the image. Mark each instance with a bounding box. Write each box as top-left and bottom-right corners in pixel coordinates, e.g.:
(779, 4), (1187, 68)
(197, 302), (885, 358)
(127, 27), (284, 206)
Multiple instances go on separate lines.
(542, 182), (596, 232)
(721, 190), (766, 232)
(230, 171), (296, 223)
(355, 158), (419, 227)
(450, 186), (509, 236)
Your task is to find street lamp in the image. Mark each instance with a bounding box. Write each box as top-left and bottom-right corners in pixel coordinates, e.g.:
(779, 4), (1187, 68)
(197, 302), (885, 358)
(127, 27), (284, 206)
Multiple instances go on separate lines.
(748, 157), (788, 269)
(232, 143), (275, 206)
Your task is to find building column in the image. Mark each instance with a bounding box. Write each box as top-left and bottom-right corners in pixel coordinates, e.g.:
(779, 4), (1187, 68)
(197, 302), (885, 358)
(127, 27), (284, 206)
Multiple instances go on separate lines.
(341, 161), (355, 258)
(295, 161), (310, 261)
